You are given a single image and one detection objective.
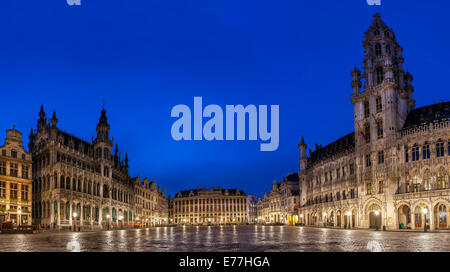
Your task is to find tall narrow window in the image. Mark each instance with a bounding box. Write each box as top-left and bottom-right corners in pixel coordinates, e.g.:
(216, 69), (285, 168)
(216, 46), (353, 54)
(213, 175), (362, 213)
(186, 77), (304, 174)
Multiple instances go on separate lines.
(376, 67), (384, 84)
(437, 167), (446, 189)
(377, 119), (383, 139)
(22, 165), (29, 179)
(10, 183), (17, 199)
(10, 163), (18, 177)
(385, 44), (391, 55)
(0, 161), (6, 175)
(436, 139), (444, 157)
(412, 144), (419, 161)
(375, 43), (382, 56)
(376, 96), (382, 112)
(378, 150), (385, 164)
(364, 101), (370, 118)
(378, 180), (384, 193)
(405, 146), (409, 162)
(423, 142), (430, 159)
(364, 123), (371, 143)
(367, 182), (373, 195)
(365, 154), (371, 168)
(21, 185), (28, 201)
(0, 182), (5, 198)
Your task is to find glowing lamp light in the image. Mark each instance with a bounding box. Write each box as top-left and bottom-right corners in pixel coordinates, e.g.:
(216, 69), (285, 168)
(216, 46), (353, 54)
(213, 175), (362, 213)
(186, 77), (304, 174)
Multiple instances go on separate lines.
(347, 211), (351, 216)
(106, 214), (110, 219)
(73, 212), (78, 218)
(374, 210), (379, 216)
(423, 208), (428, 215)
(17, 210), (22, 215)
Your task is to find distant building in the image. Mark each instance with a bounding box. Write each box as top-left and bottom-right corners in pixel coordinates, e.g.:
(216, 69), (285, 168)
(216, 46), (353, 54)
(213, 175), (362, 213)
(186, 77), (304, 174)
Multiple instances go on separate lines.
(246, 195), (258, 224)
(171, 187), (247, 225)
(257, 173), (300, 225)
(132, 176), (168, 226)
(298, 14), (450, 231)
(0, 127), (32, 227)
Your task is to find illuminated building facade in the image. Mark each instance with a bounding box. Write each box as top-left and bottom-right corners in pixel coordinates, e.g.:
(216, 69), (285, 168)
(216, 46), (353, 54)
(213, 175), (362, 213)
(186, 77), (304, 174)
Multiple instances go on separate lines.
(298, 14), (450, 231)
(30, 106), (135, 230)
(257, 173), (300, 225)
(171, 187), (248, 225)
(132, 176), (168, 226)
(0, 127), (32, 227)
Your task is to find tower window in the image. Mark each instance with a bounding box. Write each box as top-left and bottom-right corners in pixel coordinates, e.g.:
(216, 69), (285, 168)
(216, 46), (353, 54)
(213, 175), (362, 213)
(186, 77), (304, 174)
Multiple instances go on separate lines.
(375, 43), (382, 56)
(385, 44), (391, 55)
(376, 67), (384, 84)
(377, 119), (383, 139)
(378, 150), (385, 164)
(364, 123), (371, 143)
(365, 154), (371, 168)
(376, 96), (382, 112)
(364, 101), (370, 118)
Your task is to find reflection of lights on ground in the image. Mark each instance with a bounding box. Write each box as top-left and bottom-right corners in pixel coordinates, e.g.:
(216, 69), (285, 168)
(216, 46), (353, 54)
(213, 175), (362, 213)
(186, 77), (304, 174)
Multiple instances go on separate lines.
(66, 233), (81, 252)
(366, 240), (383, 252)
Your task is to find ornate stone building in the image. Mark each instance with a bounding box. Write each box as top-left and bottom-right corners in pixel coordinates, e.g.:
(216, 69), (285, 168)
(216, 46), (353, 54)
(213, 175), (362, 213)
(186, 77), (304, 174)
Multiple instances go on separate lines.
(132, 176), (168, 227)
(171, 187), (248, 225)
(0, 127), (32, 226)
(298, 14), (450, 231)
(30, 106), (135, 230)
(257, 173), (300, 225)
(246, 194), (258, 224)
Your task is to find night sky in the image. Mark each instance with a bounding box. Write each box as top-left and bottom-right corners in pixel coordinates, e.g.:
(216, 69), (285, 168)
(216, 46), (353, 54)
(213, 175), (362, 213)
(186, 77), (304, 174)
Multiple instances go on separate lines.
(1, 1), (449, 198)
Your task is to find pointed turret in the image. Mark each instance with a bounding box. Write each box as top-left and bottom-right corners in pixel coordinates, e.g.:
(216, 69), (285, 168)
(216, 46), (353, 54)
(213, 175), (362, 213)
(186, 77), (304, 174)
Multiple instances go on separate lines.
(298, 135), (308, 172)
(37, 105), (47, 132)
(50, 109), (58, 127)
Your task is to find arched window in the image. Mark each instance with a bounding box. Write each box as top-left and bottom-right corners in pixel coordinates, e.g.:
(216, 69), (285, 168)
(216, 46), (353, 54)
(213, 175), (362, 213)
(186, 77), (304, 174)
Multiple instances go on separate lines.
(423, 142), (430, 159)
(375, 43), (382, 56)
(439, 204), (447, 226)
(376, 67), (384, 84)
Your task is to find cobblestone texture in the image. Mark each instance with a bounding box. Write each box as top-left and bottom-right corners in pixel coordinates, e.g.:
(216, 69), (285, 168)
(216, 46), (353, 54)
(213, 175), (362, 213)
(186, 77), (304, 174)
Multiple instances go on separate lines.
(0, 225), (449, 252)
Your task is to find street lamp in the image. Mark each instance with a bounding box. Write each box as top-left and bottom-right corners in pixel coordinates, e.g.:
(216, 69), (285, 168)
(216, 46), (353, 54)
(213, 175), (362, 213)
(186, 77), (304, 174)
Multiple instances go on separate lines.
(422, 208), (428, 232)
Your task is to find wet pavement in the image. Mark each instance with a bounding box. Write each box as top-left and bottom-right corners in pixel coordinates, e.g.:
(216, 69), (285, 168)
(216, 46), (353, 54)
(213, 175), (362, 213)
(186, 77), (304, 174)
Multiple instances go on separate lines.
(0, 225), (449, 252)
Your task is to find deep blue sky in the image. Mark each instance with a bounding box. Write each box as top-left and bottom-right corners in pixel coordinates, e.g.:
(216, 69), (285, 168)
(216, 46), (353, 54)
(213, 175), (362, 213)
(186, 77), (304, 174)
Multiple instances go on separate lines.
(1, 1), (449, 198)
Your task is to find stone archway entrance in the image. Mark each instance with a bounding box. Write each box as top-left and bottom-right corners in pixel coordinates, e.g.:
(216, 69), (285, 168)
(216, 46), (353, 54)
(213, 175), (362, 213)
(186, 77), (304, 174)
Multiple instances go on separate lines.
(336, 210), (341, 227)
(366, 203), (382, 229)
(398, 205), (410, 229)
(434, 203), (448, 229)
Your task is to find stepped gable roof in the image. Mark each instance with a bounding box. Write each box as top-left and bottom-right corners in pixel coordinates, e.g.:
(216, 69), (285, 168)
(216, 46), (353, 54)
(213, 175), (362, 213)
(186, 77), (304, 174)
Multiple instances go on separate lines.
(307, 132), (355, 168)
(402, 101), (450, 130)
